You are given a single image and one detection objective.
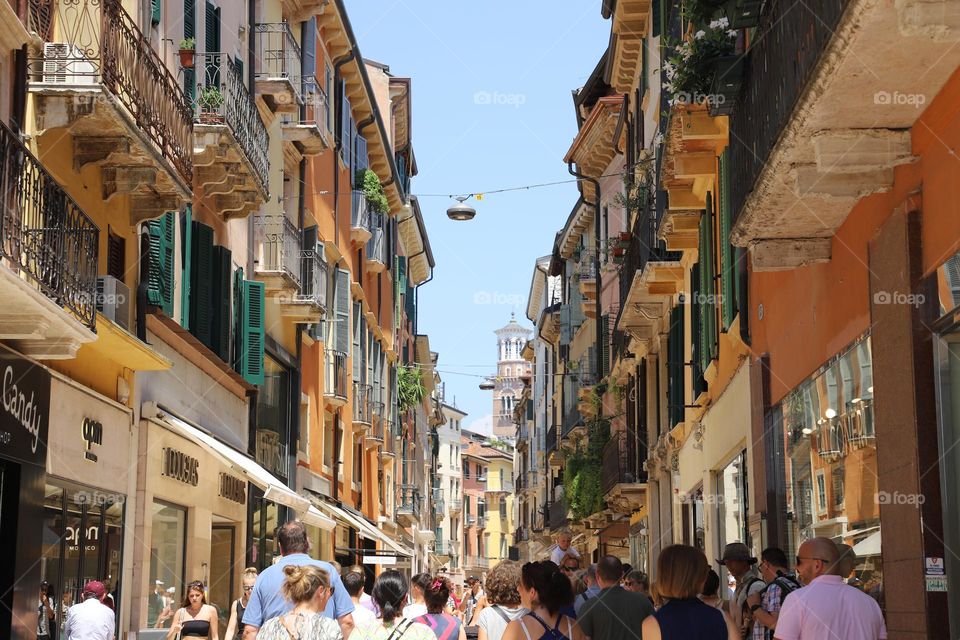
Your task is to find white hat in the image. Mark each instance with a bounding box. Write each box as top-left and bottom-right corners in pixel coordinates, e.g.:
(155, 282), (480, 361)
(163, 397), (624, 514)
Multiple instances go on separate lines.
(166, 587), (175, 593)
(155, 580), (164, 585)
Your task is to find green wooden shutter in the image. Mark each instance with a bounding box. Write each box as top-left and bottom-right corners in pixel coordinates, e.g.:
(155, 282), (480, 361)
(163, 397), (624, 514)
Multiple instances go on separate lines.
(690, 263), (707, 397)
(205, 1), (221, 89)
(151, 0), (161, 25)
(211, 245), (232, 362)
(699, 194), (717, 370)
(232, 267), (244, 370)
(641, 38), (649, 98)
(183, 0), (196, 100)
(146, 212), (175, 317)
(189, 221), (214, 348)
(719, 150), (736, 330)
(601, 313), (610, 376)
(335, 268), (350, 354)
(239, 280), (265, 385)
(180, 206), (192, 328)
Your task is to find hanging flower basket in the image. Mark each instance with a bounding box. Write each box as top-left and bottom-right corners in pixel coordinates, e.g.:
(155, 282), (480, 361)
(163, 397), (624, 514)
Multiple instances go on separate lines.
(707, 55), (745, 116)
(662, 18), (737, 110)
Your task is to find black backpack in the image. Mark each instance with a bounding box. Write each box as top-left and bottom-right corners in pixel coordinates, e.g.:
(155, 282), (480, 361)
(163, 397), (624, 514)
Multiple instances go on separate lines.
(759, 574), (802, 640)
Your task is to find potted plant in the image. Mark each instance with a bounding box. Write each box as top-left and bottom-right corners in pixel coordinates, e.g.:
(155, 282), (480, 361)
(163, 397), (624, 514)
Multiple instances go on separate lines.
(619, 231), (632, 242)
(662, 18), (740, 114)
(178, 37), (195, 69)
(197, 85), (224, 123)
(355, 168), (389, 214)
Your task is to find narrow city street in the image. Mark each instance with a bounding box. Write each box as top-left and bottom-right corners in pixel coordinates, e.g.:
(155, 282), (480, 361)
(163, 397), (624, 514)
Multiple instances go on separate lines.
(0, 0), (958, 639)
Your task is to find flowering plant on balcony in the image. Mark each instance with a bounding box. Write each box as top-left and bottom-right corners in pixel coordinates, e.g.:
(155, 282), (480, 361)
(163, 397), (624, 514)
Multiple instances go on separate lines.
(398, 365), (426, 412)
(197, 85), (225, 120)
(355, 168), (389, 214)
(662, 18), (737, 109)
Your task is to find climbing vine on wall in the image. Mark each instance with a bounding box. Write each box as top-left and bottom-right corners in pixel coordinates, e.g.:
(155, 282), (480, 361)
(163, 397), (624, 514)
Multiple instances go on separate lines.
(563, 417), (611, 520)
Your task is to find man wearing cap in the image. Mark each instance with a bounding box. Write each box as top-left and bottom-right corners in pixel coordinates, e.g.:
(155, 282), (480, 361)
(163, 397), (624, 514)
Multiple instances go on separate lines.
(718, 542), (765, 638)
(64, 581), (115, 640)
(459, 576), (486, 625)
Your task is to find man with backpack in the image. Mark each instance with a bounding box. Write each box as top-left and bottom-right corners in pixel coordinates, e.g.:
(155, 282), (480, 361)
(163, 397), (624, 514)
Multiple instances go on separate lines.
(747, 548), (802, 640)
(717, 543), (766, 639)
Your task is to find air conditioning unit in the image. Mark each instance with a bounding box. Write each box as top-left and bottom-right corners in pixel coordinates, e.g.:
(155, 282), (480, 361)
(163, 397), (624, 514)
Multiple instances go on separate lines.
(42, 43), (96, 85)
(96, 276), (131, 330)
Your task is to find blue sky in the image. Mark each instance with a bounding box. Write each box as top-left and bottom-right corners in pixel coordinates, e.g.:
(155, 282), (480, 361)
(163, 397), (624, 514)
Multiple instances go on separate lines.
(348, 2), (610, 432)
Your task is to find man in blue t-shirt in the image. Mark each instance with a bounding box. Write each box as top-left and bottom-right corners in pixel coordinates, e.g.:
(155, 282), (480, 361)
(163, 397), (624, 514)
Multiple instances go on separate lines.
(242, 520), (355, 639)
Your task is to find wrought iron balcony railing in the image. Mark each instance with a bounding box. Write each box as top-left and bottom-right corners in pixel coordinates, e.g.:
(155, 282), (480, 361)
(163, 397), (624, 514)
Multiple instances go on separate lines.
(728, 0), (851, 227)
(561, 407), (583, 437)
(295, 248), (327, 308)
(254, 215), (301, 287)
(602, 431), (646, 494)
(546, 424), (559, 454)
(0, 121), (99, 330)
(368, 411), (385, 441)
(577, 251), (597, 281)
(353, 381), (372, 424)
(397, 484), (421, 521)
(28, 0), (193, 185)
(366, 211), (387, 265)
(301, 76), (330, 137)
(253, 22), (302, 105)
(515, 526), (529, 542)
(323, 349), (347, 400)
(448, 499), (462, 513)
(194, 52), (270, 192)
(351, 190), (370, 231)
(619, 197), (681, 305)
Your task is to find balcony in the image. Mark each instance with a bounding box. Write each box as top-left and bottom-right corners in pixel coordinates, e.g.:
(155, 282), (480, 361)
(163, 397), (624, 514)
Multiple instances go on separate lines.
(350, 191), (372, 244)
(727, 0), (955, 270)
(365, 211), (387, 273)
(255, 429), (289, 480)
(618, 201), (682, 353)
(485, 478), (514, 495)
(28, 0), (191, 222)
(365, 402), (385, 447)
(0, 120), (99, 358)
(576, 251), (597, 299)
(281, 75), (329, 158)
(515, 526), (530, 543)
(573, 356), (599, 419)
(464, 556), (489, 570)
(254, 215), (301, 294)
(448, 499), (462, 514)
(281, 248), (326, 324)
(602, 431), (647, 515)
(548, 499), (569, 530)
(465, 514), (476, 526)
(253, 22), (302, 114)
(561, 406), (583, 438)
(397, 484), (421, 526)
(323, 349), (347, 405)
(604, 0), (652, 92)
(193, 52), (270, 212)
(352, 381), (372, 431)
(434, 540), (456, 557)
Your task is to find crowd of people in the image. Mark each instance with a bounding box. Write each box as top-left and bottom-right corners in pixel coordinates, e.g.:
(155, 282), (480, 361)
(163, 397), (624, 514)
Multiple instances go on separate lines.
(57, 520), (888, 640)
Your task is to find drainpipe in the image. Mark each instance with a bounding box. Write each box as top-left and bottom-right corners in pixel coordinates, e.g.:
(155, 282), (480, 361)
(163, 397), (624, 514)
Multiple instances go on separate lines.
(567, 162), (603, 388)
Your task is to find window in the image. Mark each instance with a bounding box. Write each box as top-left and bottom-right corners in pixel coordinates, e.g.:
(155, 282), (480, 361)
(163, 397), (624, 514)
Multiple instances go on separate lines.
(323, 412), (335, 469)
(106, 229), (125, 281)
(354, 439), (363, 483)
(325, 62), (334, 134)
(832, 465), (845, 508)
(499, 497), (507, 519)
(257, 356), (291, 479)
(150, 500), (186, 616)
(716, 451), (748, 561)
(298, 394), (311, 461)
(815, 470), (828, 515)
(464, 463), (470, 479)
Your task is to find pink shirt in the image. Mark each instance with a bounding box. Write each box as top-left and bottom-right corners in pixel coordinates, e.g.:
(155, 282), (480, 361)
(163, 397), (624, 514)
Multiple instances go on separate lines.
(775, 575), (887, 640)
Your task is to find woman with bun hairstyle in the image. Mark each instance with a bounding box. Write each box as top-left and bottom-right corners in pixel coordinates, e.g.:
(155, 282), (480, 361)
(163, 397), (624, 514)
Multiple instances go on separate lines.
(412, 577), (466, 640)
(501, 561), (583, 640)
(351, 570), (434, 640)
(256, 565), (341, 640)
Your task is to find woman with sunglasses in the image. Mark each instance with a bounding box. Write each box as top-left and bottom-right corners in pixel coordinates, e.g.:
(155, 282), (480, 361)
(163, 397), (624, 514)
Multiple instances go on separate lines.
(256, 564), (341, 640)
(167, 580), (219, 640)
(224, 568), (259, 640)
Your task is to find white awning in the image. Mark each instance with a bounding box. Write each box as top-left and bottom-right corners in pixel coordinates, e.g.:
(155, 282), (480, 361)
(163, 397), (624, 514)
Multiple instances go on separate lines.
(311, 498), (413, 557)
(148, 405), (320, 521)
(851, 530), (882, 557)
(301, 506), (337, 532)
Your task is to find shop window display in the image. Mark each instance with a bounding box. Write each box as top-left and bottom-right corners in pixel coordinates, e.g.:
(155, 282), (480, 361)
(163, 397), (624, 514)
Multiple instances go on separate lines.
(771, 336), (882, 608)
(149, 500), (186, 627)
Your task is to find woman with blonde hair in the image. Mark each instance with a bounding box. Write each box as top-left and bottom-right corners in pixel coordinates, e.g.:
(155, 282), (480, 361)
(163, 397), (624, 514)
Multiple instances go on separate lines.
(256, 565), (341, 640)
(641, 545), (738, 640)
(224, 568), (258, 640)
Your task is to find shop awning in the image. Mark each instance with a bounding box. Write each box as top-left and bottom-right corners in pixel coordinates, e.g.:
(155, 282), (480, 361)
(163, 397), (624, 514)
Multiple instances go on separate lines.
(148, 405), (327, 526)
(301, 506), (337, 532)
(851, 530), (882, 557)
(310, 497), (413, 557)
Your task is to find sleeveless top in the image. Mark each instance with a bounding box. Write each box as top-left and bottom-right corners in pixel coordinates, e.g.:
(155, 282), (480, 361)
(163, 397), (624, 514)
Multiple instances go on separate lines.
(518, 611), (574, 640)
(654, 598), (727, 639)
(415, 612), (461, 640)
(180, 619), (211, 637)
(233, 599), (247, 639)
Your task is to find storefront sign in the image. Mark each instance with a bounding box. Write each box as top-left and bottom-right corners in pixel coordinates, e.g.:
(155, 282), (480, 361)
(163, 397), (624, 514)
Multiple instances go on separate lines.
(161, 447), (199, 486)
(82, 417), (102, 462)
(0, 347), (50, 467)
(362, 555), (397, 565)
(926, 576), (948, 592)
(219, 472), (246, 504)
